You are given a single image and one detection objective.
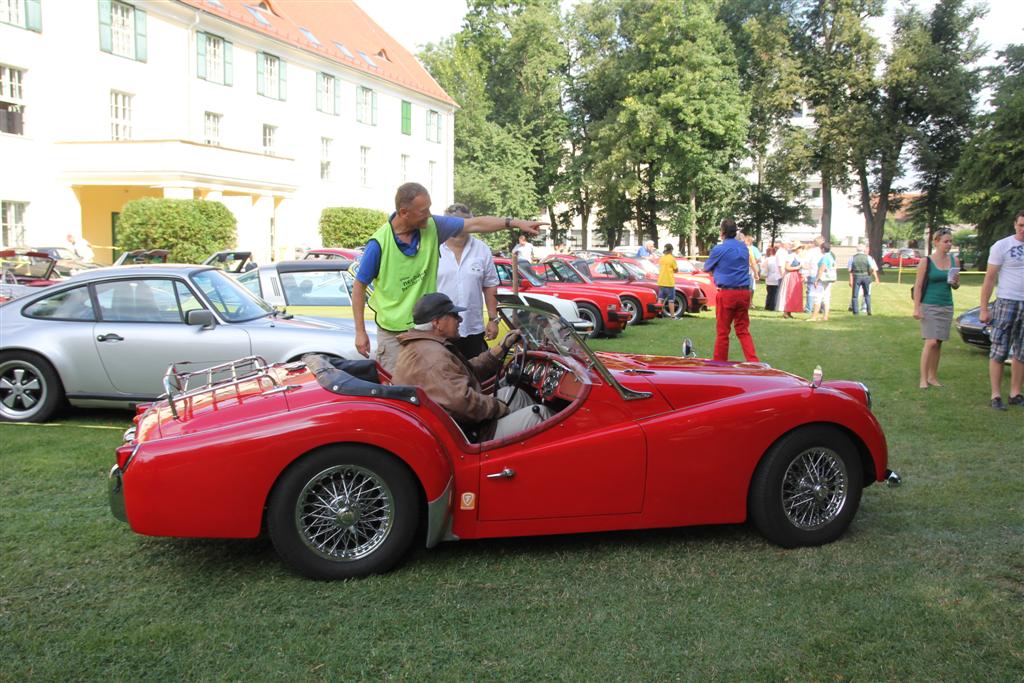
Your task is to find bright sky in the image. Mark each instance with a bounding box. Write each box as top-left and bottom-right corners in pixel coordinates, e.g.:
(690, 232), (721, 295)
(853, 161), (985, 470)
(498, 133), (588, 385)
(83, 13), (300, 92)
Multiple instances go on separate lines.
(357, 0), (1020, 62)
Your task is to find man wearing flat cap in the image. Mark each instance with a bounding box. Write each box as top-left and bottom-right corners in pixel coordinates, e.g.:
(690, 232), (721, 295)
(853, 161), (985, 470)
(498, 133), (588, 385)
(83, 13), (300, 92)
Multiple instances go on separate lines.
(391, 292), (551, 440)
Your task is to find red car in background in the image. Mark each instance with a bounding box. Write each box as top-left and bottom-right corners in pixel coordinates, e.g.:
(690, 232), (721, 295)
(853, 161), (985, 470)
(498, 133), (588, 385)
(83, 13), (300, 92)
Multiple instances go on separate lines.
(529, 257), (662, 325)
(305, 248), (363, 261)
(0, 249), (61, 301)
(554, 254), (706, 315)
(618, 254), (719, 309)
(881, 248), (922, 269)
(493, 258), (628, 337)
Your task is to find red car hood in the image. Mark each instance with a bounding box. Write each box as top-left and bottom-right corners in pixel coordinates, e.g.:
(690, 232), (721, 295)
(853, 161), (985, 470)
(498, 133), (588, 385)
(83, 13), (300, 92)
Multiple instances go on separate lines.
(598, 352), (807, 410)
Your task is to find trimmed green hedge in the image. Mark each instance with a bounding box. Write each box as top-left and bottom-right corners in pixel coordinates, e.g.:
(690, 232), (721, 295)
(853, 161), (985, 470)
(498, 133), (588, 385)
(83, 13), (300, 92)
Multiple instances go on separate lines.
(116, 198), (236, 264)
(319, 207), (389, 248)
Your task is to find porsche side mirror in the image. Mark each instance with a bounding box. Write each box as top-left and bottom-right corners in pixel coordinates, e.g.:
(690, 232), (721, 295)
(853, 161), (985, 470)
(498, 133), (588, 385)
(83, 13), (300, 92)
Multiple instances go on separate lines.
(186, 309), (217, 330)
(681, 338), (696, 358)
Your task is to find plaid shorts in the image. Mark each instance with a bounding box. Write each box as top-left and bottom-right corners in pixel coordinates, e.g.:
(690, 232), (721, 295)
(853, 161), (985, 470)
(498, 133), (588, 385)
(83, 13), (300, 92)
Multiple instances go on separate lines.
(989, 298), (1024, 363)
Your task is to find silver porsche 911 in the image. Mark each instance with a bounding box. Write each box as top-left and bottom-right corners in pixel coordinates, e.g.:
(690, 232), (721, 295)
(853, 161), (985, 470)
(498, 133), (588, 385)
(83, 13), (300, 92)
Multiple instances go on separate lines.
(0, 264), (366, 422)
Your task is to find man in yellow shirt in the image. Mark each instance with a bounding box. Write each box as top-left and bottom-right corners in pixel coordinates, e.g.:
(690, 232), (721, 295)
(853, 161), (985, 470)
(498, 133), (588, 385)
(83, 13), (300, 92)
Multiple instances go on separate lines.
(658, 243), (679, 318)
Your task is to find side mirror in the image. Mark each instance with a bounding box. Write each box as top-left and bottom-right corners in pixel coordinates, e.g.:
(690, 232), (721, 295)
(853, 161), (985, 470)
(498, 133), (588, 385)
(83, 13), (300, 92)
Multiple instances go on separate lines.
(186, 309), (217, 330)
(681, 338), (696, 358)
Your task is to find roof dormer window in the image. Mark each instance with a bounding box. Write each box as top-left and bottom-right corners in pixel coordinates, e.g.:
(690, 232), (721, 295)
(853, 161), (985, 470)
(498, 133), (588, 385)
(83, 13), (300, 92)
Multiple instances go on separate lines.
(299, 27), (320, 46)
(244, 4), (271, 26)
(358, 51), (378, 68)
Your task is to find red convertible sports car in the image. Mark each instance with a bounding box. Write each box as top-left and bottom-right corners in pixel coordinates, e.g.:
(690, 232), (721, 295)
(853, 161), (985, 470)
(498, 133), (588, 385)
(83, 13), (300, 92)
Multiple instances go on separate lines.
(109, 306), (899, 580)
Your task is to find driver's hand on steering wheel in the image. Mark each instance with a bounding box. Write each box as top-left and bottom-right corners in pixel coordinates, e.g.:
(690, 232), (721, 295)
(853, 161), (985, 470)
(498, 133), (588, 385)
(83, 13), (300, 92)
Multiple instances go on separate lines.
(492, 330), (521, 358)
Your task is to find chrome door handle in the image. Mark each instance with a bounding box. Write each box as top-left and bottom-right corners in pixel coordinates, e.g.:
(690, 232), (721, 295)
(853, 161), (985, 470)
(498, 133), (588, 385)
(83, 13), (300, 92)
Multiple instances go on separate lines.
(97, 333), (124, 342)
(486, 467), (515, 479)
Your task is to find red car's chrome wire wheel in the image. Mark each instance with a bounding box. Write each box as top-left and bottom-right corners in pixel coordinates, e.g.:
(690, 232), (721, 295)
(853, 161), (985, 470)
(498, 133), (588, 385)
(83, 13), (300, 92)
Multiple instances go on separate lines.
(781, 448), (849, 531)
(295, 465), (395, 561)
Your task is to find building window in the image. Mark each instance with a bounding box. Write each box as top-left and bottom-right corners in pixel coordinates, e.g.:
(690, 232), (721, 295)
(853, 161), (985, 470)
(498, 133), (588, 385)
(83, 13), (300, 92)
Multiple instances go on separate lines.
(401, 100), (412, 135)
(204, 112), (221, 146)
(356, 86), (376, 125)
(317, 73), (338, 115)
(1, 200), (27, 245)
(360, 146), (370, 187)
(428, 160), (437, 196)
(400, 154), (409, 182)
(110, 90), (132, 141)
(0, 65), (25, 136)
(426, 109), (442, 143)
(100, 1), (147, 62)
(198, 32), (232, 85)
(2, 0), (42, 31)
(262, 124), (276, 156)
(320, 137), (331, 180)
(810, 187), (822, 199)
(257, 52), (286, 100)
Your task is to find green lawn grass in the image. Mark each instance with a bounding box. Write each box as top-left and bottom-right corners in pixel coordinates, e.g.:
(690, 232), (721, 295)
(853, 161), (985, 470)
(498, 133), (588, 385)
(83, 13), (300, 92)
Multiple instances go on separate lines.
(1, 271), (1021, 681)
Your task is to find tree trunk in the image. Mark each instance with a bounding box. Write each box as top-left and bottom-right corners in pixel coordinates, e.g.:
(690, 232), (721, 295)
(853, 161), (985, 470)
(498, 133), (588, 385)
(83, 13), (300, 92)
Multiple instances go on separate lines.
(857, 163), (887, 263)
(821, 172), (832, 242)
(688, 190), (698, 257)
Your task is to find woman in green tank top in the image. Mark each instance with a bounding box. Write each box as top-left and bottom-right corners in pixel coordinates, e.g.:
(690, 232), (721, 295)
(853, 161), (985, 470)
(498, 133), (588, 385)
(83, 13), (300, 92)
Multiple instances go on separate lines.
(912, 228), (960, 388)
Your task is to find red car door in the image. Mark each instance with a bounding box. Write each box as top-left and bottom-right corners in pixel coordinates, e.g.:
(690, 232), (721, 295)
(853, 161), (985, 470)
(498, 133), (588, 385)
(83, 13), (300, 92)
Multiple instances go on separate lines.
(477, 388), (646, 521)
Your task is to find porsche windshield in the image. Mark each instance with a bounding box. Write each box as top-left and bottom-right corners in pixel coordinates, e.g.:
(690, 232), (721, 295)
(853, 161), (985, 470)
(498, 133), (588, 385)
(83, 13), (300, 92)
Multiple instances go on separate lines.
(190, 269), (274, 322)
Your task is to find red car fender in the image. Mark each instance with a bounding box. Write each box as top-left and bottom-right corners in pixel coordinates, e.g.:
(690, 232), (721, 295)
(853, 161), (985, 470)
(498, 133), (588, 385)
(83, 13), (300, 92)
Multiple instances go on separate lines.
(636, 386), (888, 528)
(123, 402), (456, 539)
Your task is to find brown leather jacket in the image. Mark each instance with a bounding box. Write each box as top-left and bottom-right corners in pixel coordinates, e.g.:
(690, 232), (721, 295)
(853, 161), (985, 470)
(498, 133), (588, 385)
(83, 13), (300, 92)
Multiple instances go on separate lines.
(392, 330), (508, 426)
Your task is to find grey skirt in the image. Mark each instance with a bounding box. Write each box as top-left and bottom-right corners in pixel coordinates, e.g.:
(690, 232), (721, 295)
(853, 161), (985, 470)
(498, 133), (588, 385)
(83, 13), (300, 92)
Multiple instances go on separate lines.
(920, 304), (954, 341)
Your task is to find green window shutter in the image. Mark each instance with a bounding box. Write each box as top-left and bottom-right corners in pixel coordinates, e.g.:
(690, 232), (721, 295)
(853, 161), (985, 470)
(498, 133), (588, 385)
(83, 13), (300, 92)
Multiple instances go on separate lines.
(196, 32), (207, 79)
(333, 77), (340, 115)
(98, 0), (113, 53)
(278, 60), (287, 100)
(134, 7), (147, 62)
(256, 52), (265, 96)
(401, 100), (411, 135)
(223, 40), (233, 86)
(316, 73), (324, 111)
(371, 90), (377, 125)
(355, 87), (361, 121)
(25, 0), (42, 31)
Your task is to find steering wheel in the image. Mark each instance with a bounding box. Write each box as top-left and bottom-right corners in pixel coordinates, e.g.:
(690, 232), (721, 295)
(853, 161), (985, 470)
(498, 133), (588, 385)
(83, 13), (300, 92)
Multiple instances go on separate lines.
(499, 333), (529, 409)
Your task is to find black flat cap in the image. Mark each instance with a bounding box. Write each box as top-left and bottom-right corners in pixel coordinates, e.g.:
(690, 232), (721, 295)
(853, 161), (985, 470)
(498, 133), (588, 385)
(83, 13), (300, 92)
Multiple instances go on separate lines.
(412, 292), (467, 324)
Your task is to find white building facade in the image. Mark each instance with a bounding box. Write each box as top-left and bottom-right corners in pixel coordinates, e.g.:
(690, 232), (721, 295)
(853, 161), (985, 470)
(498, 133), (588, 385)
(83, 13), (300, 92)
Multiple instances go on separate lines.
(0, 0), (456, 263)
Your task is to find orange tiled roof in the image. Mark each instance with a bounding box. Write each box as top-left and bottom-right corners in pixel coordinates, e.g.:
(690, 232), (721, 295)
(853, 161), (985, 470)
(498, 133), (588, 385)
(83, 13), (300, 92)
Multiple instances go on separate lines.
(177, 0), (456, 106)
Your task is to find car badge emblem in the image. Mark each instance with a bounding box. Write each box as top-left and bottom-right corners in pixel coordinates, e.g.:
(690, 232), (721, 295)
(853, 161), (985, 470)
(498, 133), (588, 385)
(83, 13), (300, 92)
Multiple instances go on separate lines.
(460, 492), (476, 510)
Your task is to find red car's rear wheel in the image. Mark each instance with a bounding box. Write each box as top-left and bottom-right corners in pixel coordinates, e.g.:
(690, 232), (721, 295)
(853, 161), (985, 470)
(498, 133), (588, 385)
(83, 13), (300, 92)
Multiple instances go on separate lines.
(267, 446), (420, 580)
(575, 302), (604, 338)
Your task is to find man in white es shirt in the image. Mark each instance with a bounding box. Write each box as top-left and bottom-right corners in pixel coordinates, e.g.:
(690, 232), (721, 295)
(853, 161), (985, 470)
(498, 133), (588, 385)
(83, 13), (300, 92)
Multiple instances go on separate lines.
(979, 210), (1024, 410)
(512, 234), (534, 262)
(437, 203), (501, 358)
(801, 236), (823, 314)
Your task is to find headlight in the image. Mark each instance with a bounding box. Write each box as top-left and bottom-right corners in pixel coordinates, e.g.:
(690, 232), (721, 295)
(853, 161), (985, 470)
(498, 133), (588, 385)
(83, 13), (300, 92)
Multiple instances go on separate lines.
(856, 382), (873, 410)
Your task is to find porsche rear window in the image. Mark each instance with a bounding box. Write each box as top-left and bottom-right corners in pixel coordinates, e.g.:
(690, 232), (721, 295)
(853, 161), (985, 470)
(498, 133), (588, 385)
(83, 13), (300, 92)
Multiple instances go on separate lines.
(23, 286), (96, 321)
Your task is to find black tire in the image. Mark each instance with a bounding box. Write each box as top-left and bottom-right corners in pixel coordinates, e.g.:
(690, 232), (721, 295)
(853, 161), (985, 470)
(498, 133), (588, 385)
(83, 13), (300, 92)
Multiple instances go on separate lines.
(0, 351), (65, 423)
(576, 302), (604, 338)
(748, 426), (863, 548)
(266, 446), (420, 580)
(621, 296), (642, 325)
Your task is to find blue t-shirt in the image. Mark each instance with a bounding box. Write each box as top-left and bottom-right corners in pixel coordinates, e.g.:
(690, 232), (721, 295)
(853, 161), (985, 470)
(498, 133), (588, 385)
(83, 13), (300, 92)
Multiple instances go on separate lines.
(703, 238), (750, 288)
(355, 214), (465, 285)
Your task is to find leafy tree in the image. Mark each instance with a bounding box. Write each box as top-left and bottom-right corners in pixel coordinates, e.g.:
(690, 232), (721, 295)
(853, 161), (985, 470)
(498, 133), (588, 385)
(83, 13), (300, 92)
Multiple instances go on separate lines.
(319, 207), (389, 248)
(953, 44), (1024, 262)
(116, 198), (235, 264)
(798, 0), (881, 243)
(905, 0), (985, 246)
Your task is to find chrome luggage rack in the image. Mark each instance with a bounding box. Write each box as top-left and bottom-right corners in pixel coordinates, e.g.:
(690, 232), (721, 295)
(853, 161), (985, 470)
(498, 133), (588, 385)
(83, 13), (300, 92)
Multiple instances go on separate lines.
(161, 355), (294, 419)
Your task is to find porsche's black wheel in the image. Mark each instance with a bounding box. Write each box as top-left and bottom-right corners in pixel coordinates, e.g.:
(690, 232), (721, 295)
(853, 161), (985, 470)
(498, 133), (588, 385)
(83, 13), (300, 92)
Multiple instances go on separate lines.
(576, 302), (604, 338)
(621, 296), (642, 325)
(267, 446), (420, 580)
(748, 426), (863, 548)
(0, 352), (64, 423)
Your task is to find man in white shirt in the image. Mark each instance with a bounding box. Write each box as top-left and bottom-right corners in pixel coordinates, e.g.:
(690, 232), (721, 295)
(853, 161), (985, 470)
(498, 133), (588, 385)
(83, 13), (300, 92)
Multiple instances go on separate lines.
(801, 236), (823, 314)
(437, 204), (501, 358)
(512, 234), (534, 262)
(979, 210), (1024, 410)
(67, 233), (94, 262)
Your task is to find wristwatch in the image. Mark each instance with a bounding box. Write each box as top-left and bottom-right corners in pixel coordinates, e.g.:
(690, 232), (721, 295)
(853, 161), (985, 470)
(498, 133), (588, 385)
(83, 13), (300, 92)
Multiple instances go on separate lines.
(505, 217), (512, 229)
